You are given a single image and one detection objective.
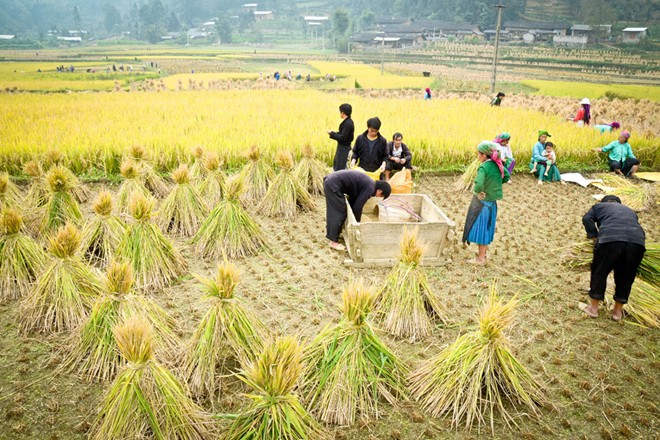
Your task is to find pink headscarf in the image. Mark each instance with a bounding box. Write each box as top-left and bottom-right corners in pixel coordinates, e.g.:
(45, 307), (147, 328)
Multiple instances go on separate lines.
(477, 141), (504, 178)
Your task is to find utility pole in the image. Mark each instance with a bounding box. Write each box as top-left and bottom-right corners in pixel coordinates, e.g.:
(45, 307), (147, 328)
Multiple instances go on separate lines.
(490, 1), (505, 94)
(381, 37), (385, 75)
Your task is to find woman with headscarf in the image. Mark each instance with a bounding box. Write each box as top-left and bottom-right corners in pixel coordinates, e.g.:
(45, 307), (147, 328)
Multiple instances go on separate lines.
(572, 98), (591, 126)
(529, 130), (562, 184)
(461, 141), (510, 265)
(594, 131), (640, 177)
(493, 132), (515, 180)
(423, 87), (432, 100)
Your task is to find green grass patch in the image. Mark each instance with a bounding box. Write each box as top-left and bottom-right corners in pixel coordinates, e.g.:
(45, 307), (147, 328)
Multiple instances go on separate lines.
(522, 79), (660, 102)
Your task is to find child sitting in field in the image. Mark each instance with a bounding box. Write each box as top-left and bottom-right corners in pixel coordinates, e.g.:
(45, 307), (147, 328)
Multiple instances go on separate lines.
(530, 142), (556, 177)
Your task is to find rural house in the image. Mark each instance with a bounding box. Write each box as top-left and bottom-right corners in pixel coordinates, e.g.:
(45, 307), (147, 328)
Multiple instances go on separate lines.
(622, 27), (648, 43)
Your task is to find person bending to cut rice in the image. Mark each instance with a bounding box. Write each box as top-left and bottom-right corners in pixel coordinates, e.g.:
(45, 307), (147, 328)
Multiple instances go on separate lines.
(461, 141), (509, 265)
(323, 170), (391, 251)
(580, 195), (645, 321)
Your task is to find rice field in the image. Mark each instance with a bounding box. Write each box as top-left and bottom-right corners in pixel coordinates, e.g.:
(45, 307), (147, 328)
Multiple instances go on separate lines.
(522, 79), (660, 101)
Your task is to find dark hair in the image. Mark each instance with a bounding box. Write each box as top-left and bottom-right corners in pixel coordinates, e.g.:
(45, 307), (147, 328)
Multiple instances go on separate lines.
(497, 92), (505, 97)
(339, 103), (352, 117)
(601, 195), (621, 204)
(544, 142), (554, 148)
(392, 132), (403, 140)
(374, 180), (391, 200)
(367, 117), (381, 130)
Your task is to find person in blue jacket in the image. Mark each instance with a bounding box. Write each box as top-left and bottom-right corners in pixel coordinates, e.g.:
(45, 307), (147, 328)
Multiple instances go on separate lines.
(529, 130), (561, 184)
(593, 131), (640, 177)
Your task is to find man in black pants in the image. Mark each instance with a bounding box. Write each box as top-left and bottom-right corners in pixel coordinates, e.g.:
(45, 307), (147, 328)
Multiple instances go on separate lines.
(324, 170), (391, 251)
(328, 103), (355, 171)
(581, 195), (646, 321)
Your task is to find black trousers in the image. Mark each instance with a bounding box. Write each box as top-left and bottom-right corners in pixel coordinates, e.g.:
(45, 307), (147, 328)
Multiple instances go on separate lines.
(589, 241), (645, 304)
(608, 158), (640, 176)
(324, 179), (346, 242)
(385, 159), (413, 171)
(333, 145), (351, 171)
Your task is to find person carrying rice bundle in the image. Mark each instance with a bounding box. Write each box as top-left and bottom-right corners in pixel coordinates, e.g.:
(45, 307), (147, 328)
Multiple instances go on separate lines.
(579, 195), (646, 322)
(462, 141), (510, 265)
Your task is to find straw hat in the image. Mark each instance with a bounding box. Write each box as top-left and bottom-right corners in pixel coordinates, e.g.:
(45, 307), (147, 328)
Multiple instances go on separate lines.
(580, 98), (591, 105)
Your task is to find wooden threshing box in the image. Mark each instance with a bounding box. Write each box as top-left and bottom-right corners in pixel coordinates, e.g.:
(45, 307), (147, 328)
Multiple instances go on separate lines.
(343, 194), (457, 267)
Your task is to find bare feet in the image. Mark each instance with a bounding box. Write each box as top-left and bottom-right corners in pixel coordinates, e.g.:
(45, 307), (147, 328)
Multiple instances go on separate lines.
(537, 180), (543, 185)
(578, 302), (598, 318)
(328, 241), (346, 251)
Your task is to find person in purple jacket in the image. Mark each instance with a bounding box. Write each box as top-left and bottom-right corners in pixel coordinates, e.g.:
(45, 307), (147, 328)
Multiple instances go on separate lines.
(323, 170), (391, 251)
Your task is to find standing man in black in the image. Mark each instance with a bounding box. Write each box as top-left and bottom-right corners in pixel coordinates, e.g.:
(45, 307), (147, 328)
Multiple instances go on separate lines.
(580, 195), (646, 321)
(323, 170), (391, 251)
(350, 117), (388, 174)
(328, 103), (355, 171)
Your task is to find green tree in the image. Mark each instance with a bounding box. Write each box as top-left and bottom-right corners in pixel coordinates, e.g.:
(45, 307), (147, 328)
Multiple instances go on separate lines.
(332, 9), (350, 37)
(73, 6), (81, 30)
(103, 4), (122, 33)
(167, 11), (180, 32)
(216, 16), (232, 43)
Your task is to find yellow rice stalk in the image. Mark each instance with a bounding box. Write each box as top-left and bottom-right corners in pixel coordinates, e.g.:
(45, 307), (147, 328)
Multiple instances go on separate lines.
(301, 280), (408, 426)
(24, 160), (49, 207)
(19, 223), (103, 333)
(227, 336), (329, 440)
(609, 184), (653, 212)
(238, 145), (275, 202)
(40, 165), (83, 235)
(294, 144), (330, 196)
(191, 176), (267, 259)
(126, 145), (170, 198)
(66, 260), (180, 381)
(376, 228), (446, 341)
(409, 281), (544, 432)
(0, 171), (23, 210)
(157, 164), (209, 237)
(561, 240), (594, 272)
(116, 192), (188, 291)
(452, 159), (480, 192)
(90, 316), (212, 440)
(614, 279), (659, 329)
(257, 150), (316, 218)
(81, 191), (127, 267)
(637, 242), (659, 285)
(116, 159), (151, 212)
(189, 145), (207, 181)
(196, 152), (226, 208)
(0, 208), (48, 301)
(183, 260), (267, 398)
(598, 173), (635, 189)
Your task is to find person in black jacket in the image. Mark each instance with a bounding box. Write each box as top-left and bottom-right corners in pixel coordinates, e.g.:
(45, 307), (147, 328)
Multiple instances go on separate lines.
(384, 132), (413, 181)
(323, 170), (391, 251)
(350, 117), (388, 174)
(580, 195), (646, 321)
(328, 103), (355, 171)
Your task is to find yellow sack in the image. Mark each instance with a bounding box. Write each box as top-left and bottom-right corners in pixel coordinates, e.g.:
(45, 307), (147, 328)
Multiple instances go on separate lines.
(352, 166), (381, 181)
(389, 168), (413, 194)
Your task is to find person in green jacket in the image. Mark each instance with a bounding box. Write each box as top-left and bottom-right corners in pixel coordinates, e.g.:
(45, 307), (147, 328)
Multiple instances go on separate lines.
(461, 141), (510, 265)
(593, 131), (640, 177)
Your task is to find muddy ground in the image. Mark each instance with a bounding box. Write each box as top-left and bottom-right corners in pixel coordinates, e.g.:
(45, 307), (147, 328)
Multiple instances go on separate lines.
(0, 174), (658, 440)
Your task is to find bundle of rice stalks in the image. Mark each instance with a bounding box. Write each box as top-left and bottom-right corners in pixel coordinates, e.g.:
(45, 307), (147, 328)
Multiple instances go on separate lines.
(89, 316), (211, 440)
(598, 173), (634, 189)
(20, 223), (103, 333)
(293, 144), (329, 196)
(257, 150), (315, 218)
(189, 146), (207, 181)
(196, 152), (226, 208)
(238, 145), (274, 201)
(609, 184), (654, 212)
(40, 165), (83, 235)
(0, 171), (22, 210)
(612, 279), (658, 328)
(376, 228), (446, 341)
(116, 192), (188, 291)
(452, 159), (480, 192)
(126, 145), (169, 198)
(66, 260), (180, 381)
(301, 280), (408, 426)
(158, 164), (208, 237)
(116, 159), (151, 212)
(81, 191), (126, 267)
(183, 260), (267, 398)
(23, 160), (49, 207)
(409, 282), (544, 432)
(637, 242), (659, 285)
(42, 153), (91, 203)
(561, 240), (594, 272)
(227, 336), (329, 440)
(191, 176), (266, 259)
(0, 209), (48, 301)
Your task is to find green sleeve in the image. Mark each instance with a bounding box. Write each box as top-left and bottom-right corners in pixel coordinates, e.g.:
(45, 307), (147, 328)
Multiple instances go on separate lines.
(601, 141), (615, 153)
(626, 144), (636, 160)
(473, 166), (486, 194)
